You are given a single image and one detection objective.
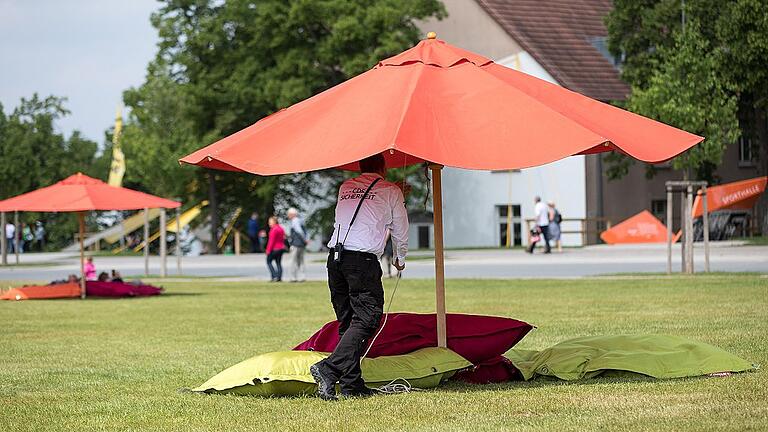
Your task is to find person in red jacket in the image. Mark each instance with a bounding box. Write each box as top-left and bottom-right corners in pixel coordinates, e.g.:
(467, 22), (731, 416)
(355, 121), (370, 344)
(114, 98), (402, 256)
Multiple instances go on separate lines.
(265, 216), (286, 282)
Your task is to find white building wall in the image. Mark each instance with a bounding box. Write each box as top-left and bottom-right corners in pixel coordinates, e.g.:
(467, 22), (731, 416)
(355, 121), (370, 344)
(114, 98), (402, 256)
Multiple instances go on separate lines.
(417, 0), (588, 247)
(442, 158), (587, 248)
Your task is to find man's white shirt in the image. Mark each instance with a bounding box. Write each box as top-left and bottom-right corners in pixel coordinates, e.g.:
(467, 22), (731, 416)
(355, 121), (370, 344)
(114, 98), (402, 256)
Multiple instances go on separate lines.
(327, 173), (409, 264)
(535, 201), (549, 226)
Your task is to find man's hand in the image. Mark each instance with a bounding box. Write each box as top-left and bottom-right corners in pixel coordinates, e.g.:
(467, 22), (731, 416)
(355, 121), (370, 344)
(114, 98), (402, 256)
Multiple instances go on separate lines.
(393, 258), (405, 271)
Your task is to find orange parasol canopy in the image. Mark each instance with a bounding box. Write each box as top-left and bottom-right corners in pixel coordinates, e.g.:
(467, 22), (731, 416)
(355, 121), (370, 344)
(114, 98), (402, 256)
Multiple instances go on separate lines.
(180, 37), (703, 174)
(0, 173), (180, 212)
(691, 176), (767, 218)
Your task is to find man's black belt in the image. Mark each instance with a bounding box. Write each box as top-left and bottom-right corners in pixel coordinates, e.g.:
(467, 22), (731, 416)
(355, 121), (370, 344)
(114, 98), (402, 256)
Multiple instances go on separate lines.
(329, 249), (377, 260)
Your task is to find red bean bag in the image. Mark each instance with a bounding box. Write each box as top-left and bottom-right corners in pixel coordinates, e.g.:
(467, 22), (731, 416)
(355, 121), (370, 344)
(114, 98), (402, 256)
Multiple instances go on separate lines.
(453, 355), (522, 384)
(85, 281), (163, 297)
(294, 313), (534, 365)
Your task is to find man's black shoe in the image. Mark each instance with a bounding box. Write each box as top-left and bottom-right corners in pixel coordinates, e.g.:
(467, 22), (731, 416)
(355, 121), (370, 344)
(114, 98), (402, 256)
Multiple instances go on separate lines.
(341, 386), (378, 399)
(309, 364), (337, 401)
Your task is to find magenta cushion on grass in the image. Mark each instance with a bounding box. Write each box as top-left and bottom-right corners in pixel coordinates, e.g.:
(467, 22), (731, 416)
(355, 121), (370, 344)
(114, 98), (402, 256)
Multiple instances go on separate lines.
(454, 355), (521, 384)
(294, 313), (533, 365)
(85, 281), (163, 297)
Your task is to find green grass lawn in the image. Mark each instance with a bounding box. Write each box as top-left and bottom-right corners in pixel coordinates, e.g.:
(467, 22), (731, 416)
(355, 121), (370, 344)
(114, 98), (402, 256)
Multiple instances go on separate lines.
(1, 274), (766, 431)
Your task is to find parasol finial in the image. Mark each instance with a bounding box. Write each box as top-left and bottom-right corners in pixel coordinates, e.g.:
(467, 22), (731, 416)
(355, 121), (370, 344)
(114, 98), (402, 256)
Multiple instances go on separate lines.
(427, 31), (437, 39)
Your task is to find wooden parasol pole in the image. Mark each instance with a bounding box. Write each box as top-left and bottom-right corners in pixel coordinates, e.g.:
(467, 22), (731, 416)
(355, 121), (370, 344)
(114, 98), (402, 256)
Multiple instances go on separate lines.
(14, 211), (19, 264)
(175, 206), (182, 275)
(666, 186), (673, 274)
(143, 208), (150, 275)
(160, 208), (167, 278)
(429, 163), (447, 348)
(79, 212), (86, 299)
(1, 212), (6, 265)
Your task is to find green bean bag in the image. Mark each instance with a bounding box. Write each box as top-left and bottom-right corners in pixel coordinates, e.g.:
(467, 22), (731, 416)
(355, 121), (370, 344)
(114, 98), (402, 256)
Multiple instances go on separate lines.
(192, 347), (471, 397)
(506, 334), (756, 381)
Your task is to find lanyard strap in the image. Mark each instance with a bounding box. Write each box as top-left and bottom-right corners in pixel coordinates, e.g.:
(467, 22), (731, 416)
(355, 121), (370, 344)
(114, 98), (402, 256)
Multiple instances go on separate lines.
(342, 177), (381, 245)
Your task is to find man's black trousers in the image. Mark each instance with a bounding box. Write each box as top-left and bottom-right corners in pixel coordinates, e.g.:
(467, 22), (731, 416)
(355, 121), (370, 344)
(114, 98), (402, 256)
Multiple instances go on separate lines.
(316, 250), (383, 392)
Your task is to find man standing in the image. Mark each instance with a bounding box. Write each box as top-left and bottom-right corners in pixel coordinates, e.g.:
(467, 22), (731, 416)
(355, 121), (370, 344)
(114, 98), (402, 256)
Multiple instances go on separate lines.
(287, 208), (308, 282)
(527, 196), (551, 254)
(5, 221), (15, 254)
(310, 153), (408, 400)
(246, 212), (261, 253)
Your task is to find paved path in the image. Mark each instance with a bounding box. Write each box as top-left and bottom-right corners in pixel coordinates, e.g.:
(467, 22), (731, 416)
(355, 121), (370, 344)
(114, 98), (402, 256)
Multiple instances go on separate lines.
(0, 242), (765, 282)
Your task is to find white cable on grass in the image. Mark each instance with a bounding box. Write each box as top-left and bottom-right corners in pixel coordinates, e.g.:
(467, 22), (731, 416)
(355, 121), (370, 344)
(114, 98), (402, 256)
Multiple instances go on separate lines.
(375, 378), (420, 394)
(361, 270), (401, 360)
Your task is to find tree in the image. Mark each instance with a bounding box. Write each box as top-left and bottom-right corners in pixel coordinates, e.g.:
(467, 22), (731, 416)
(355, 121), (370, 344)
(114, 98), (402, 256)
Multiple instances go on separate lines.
(123, 0), (446, 251)
(626, 22), (739, 179)
(0, 95), (103, 249)
(605, 0), (768, 182)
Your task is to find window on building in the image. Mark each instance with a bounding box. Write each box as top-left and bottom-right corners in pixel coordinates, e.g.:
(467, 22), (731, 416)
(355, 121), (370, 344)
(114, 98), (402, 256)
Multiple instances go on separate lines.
(417, 226), (430, 249)
(739, 136), (754, 166)
(651, 199), (667, 224)
(497, 204), (522, 247)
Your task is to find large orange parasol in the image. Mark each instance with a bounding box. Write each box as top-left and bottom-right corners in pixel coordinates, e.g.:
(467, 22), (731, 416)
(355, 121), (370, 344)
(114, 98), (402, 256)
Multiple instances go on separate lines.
(0, 173), (180, 297)
(181, 34), (703, 346)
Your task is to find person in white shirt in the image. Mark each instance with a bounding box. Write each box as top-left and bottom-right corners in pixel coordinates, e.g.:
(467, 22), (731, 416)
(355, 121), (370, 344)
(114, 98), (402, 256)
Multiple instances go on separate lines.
(287, 208), (307, 282)
(310, 153), (408, 400)
(5, 222), (15, 254)
(527, 196), (551, 254)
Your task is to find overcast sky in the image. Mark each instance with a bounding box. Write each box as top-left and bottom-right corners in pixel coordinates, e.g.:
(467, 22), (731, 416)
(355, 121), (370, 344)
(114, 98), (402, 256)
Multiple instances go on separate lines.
(0, 0), (160, 143)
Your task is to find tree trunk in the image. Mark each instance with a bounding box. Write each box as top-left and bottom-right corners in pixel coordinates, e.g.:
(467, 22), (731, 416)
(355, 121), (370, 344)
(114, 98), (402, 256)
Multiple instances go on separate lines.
(208, 170), (219, 255)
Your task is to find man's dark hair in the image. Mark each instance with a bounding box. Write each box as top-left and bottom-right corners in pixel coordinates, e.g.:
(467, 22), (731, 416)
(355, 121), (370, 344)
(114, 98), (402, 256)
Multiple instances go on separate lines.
(359, 153), (386, 174)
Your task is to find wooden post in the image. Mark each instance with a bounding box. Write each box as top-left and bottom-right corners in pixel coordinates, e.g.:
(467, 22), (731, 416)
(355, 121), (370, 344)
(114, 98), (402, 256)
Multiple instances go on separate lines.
(143, 208), (150, 275)
(1, 212), (6, 265)
(175, 207), (182, 275)
(666, 186), (673, 275)
(679, 191), (686, 273)
(702, 187), (710, 272)
(14, 211), (19, 264)
(234, 230), (241, 255)
(79, 212), (86, 299)
(430, 164), (447, 348)
(685, 185), (694, 274)
(160, 209), (167, 278)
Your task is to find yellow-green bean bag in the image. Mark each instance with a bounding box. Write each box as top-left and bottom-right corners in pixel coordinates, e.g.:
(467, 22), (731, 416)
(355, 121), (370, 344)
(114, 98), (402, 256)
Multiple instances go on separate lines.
(192, 347), (471, 397)
(506, 334), (756, 381)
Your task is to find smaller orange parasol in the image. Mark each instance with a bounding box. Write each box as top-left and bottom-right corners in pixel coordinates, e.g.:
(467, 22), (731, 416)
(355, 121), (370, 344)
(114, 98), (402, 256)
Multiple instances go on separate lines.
(0, 173), (180, 297)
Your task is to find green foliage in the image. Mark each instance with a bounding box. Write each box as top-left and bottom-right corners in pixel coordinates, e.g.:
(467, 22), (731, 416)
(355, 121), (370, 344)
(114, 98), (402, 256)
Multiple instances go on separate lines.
(605, 0), (768, 181)
(715, 0), (768, 108)
(123, 0), (446, 241)
(626, 22), (739, 178)
(0, 95), (104, 249)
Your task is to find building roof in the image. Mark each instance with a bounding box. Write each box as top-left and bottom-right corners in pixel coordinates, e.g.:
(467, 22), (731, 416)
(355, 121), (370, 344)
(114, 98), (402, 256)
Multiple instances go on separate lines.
(477, 0), (629, 101)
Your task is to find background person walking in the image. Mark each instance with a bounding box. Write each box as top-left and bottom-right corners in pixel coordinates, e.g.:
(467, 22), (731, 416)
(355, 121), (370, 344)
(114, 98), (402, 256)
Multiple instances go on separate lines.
(548, 201), (563, 253)
(527, 196), (551, 254)
(287, 208), (307, 282)
(265, 216), (286, 282)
